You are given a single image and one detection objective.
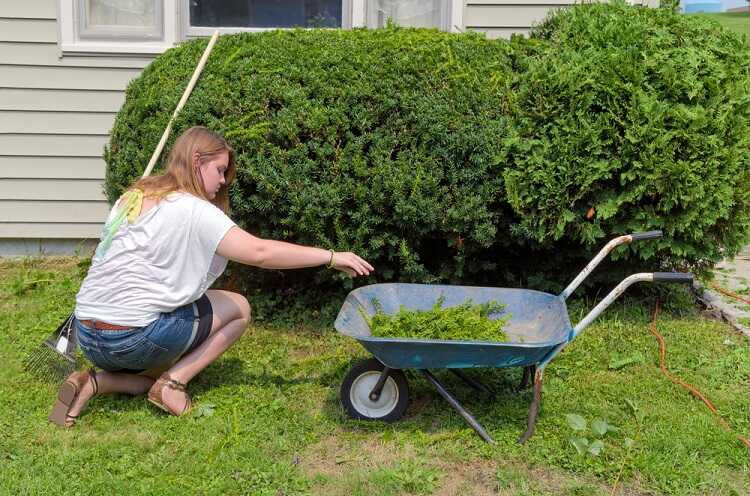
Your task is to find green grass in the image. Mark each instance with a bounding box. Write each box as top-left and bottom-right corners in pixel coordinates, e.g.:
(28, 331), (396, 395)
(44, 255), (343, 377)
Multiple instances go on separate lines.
(692, 12), (750, 37)
(2, 258), (749, 495)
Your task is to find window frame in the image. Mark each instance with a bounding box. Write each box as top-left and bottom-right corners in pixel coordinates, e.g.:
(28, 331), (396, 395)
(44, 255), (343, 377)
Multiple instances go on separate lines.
(76, 0), (165, 41)
(58, 0), (179, 54)
(182, 0), (355, 37)
(57, 0), (464, 55)
(352, 0), (463, 31)
(362, 0), (459, 31)
(182, 0), (464, 35)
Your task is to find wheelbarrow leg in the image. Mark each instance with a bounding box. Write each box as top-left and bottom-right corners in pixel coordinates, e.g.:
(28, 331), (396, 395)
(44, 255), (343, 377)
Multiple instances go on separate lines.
(420, 369), (494, 444)
(449, 369), (494, 395)
(517, 368), (544, 444)
(517, 365), (536, 392)
(369, 366), (391, 402)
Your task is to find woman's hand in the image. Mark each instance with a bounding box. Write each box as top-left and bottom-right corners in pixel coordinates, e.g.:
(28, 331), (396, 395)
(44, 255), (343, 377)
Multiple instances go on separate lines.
(331, 252), (374, 277)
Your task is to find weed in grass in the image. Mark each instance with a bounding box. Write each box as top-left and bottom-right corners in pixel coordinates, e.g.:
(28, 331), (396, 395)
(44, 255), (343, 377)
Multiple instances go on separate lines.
(565, 484), (602, 496)
(608, 352), (644, 370)
(371, 459), (441, 495)
(495, 465), (540, 493)
(565, 414), (618, 456)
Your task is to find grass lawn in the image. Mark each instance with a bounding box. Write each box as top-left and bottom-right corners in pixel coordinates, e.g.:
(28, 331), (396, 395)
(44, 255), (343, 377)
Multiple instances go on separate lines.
(1, 257), (749, 495)
(692, 12), (750, 37)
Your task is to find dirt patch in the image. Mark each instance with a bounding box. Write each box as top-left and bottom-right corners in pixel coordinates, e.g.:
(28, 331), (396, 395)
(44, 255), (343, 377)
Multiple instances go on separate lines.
(302, 433), (656, 495)
(433, 459), (497, 496)
(489, 461), (654, 496)
(300, 434), (416, 477)
(0, 257), (81, 272)
(288, 344), (325, 363)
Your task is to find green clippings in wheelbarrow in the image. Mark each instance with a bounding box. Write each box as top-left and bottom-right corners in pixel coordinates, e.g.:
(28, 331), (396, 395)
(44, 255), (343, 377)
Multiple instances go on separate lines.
(360, 296), (512, 342)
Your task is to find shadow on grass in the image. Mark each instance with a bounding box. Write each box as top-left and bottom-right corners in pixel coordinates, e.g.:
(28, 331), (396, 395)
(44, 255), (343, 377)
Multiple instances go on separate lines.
(187, 356), (355, 393)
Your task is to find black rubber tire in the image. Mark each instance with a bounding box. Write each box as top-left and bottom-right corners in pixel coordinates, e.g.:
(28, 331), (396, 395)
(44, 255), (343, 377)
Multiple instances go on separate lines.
(340, 358), (409, 422)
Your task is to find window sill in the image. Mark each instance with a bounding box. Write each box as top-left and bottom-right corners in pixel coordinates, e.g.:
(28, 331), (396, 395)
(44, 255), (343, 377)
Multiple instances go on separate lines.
(60, 42), (176, 56)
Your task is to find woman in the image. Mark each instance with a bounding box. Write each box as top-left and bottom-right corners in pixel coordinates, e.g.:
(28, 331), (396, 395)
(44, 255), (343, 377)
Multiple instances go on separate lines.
(49, 126), (373, 426)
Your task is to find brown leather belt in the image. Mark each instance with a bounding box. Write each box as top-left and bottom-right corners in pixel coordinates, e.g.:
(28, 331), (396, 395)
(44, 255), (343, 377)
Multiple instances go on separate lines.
(79, 319), (133, 331)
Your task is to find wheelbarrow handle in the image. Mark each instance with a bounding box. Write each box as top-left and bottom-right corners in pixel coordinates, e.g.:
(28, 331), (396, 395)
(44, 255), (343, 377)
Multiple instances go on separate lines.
(629, 230), (663, 241)
(570, 272), (694, 338)
(653, 272), (693, 284)
(560, 231), (666, 300)
(542, 271), (696, 368)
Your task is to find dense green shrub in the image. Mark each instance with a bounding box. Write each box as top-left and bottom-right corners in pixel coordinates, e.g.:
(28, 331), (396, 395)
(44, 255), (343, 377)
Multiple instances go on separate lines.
(104, 4), (750, 310)
(504, 2), (750, 271)
(105, 27), (517, 294)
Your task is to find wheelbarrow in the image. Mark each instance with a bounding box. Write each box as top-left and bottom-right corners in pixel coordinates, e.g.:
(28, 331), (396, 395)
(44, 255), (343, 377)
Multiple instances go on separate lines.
(334, 231), (693, 443)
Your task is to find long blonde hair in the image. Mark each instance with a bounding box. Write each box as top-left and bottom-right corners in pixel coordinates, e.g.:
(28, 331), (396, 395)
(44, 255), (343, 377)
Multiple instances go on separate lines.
(129, 126), (236, 212)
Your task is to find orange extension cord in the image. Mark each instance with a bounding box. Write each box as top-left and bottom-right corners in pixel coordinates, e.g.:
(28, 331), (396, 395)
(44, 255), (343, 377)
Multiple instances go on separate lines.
(709, 282), (750, 306)
(611, 296), (749, 495)
(649, 300), (750, 449)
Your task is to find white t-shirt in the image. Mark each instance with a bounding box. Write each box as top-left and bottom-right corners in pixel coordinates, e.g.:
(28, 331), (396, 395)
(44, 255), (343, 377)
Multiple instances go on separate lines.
(75, 192), (236, 326)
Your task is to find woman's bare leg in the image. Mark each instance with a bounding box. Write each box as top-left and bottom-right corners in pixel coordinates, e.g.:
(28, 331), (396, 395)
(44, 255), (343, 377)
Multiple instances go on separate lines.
(66, 372), (155, 418)
(66, 290), (249, 419)
(156, 290), (251, 412)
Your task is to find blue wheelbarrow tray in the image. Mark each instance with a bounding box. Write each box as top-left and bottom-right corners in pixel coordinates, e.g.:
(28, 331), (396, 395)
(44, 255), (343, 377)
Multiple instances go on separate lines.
(333, 232), (693, 444)
(334, 283), (571, 370)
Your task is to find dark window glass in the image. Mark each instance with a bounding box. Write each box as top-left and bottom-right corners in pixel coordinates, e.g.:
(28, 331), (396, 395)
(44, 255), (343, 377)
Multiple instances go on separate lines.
(189, 0), (342, 28)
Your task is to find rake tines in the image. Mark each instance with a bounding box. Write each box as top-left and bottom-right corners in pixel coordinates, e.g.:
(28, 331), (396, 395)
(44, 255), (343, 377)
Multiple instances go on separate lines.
(23, 313), (79, 383)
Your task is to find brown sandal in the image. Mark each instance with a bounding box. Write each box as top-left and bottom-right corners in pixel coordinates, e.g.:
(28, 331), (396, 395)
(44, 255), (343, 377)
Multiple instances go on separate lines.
(147, 373), (192, 416)
(49, 368), (98, 427)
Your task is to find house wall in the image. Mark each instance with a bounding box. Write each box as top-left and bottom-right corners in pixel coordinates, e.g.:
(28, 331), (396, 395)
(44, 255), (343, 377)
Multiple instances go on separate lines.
(0, 0), (577, 256)
(0, 1), (154, 255)
(465, 0), (573, 38)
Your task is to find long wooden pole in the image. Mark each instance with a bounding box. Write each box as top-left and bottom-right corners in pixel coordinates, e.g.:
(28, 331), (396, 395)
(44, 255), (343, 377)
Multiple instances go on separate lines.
(142, 30), (220, 178)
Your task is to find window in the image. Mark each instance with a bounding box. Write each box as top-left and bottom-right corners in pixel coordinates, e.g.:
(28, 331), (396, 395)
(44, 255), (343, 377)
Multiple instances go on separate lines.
(77, 0), (164, 40)
(59, 0), (178, 54)
(184, 0), (353, 35)
(58, 0), (463, 54)
(184, 0), (462, 35)
(189, 0), (343, 29)
(366, 0), (450, 30)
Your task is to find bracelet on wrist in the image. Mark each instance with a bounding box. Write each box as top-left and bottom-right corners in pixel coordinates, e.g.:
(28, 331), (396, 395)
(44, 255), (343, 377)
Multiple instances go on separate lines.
(326, 249), (336, 269)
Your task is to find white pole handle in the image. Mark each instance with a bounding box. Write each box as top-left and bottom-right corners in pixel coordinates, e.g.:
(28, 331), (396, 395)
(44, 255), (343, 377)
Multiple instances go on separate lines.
(142, 30), (220, 178)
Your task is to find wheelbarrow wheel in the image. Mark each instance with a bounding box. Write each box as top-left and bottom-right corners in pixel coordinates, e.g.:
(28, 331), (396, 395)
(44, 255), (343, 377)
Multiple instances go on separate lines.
(340, 358), (409, 422)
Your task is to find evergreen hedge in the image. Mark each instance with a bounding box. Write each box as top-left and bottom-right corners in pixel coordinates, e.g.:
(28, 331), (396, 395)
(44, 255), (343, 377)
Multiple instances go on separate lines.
(507, 2), (750, 271)
(104, 2), (750, 305)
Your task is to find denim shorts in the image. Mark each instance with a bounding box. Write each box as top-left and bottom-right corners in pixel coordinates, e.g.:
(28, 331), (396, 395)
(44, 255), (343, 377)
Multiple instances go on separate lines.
(75, 294), (213, 372)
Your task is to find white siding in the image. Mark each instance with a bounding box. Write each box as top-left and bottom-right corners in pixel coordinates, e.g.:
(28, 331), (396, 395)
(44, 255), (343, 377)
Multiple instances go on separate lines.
(0, 200), (110, 223)
(0, 42), (153, 68)
(0, 157), (106, 179)
(465, 0), (573, 38)
(1, 66), (142, 90)
(0, 0), (156, 253)
(1, 3), (57, 19)
(0, 88), (125, 112)
(0, 223), (104, 239)
(0, 134), (109, 156)
(0, 179), (105, 201)
(0, 111), (118, 134)
(0, 18), (58, 43)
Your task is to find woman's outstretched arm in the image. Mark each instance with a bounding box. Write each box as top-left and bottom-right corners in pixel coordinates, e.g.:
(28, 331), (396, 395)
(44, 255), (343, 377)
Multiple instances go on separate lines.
(216, 226), (373, 277)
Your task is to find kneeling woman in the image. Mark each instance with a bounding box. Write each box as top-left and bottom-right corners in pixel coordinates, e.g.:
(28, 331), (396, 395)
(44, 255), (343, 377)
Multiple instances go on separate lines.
(50, 126), (373, 426)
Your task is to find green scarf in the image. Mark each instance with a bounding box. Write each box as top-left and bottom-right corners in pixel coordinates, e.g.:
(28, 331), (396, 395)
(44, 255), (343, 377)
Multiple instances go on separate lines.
(95, 189), (144, 258)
